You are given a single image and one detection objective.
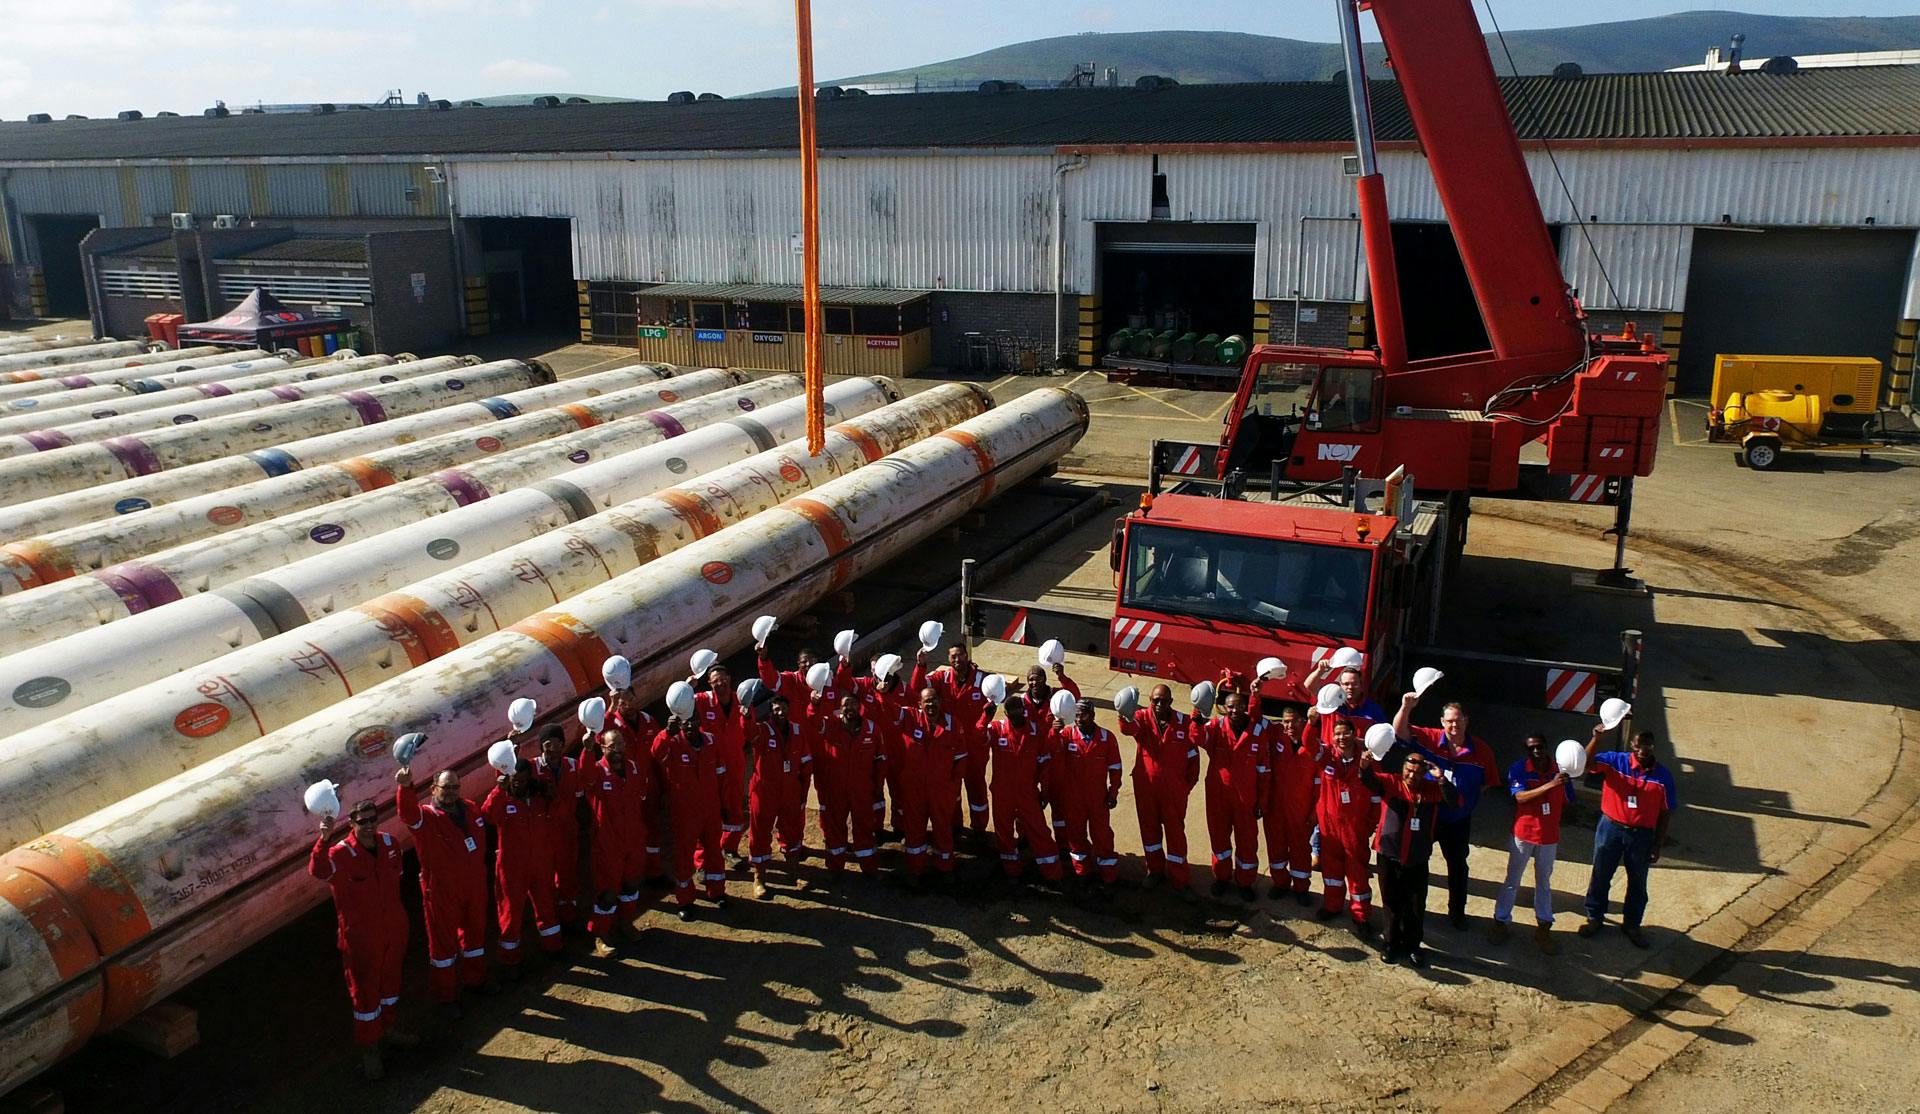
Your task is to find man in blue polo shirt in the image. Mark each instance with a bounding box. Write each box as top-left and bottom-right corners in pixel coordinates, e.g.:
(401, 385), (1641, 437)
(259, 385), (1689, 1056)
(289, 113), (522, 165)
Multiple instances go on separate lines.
(1579, 728), (1678, 948)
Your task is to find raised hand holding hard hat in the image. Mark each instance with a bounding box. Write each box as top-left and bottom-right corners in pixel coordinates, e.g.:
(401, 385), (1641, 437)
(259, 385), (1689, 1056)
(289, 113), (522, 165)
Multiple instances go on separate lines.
(1190, 680), (1217, 719)
(1037, 639), (1066, 669)
(1599, 697), (1632, 731)
(304, 779), (343, 820)
(751, 614), (778, 647)
(1114, 685), (1140, 718)
(578, 697), (608, 734)
(507, 697), (537, 734)
(390, 732), (426, 765)
(833, 629), (857, 658)
(981, 674), (1009, 705)
(1255, 656), (1286, 682)
(1314, 682), (1346, 716)
(666, 680), (698, 721)
(1328, 646), (1365, 671)
(1556, 740), (1589, 778)
(602, 655), (632, 692)
(689, 648), (719, 678)
(487, 740), (519, 774)
(918, 620), (944, 654)
(1049, 688), (1077, 723)
(1364, 722), (1396, 761)
(1411, 666), (1443, 698)
(806, 661), (834, 695)
(871, 654), (903, 681)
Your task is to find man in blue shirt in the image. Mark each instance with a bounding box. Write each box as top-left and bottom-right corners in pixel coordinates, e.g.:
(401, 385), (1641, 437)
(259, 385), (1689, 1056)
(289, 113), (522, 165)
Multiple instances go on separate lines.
(1580, 729), (1679, 948)
(1393, 691), (1498, 930)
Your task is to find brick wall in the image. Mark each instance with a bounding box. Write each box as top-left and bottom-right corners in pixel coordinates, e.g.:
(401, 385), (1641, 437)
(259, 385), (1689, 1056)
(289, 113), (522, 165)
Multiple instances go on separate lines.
(929, 292), (1067, 372)
(1260, 299), (1363, 349)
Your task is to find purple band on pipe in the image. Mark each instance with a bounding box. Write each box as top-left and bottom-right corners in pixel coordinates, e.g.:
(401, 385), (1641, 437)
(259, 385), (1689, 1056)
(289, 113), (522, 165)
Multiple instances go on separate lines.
(342, 390), (388, 424)
(432, 469), (491, 506)
(91, 560), (184, 615)
(58, 376), (93, 388)
(645, 410), (687, 438)
(21, 430), (74, 452)
(270, 386), (304, 401)
(101, 436), (164, 477)
(197, 382), (234, 398)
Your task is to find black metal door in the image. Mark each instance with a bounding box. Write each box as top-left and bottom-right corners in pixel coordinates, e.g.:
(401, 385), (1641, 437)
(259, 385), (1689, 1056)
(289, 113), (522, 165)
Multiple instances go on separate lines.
(1678, 227), (1914, 397)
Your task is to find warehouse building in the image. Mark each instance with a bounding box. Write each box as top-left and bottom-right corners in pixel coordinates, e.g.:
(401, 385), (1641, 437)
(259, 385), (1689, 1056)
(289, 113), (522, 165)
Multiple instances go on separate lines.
(1, 67), (1917, 399)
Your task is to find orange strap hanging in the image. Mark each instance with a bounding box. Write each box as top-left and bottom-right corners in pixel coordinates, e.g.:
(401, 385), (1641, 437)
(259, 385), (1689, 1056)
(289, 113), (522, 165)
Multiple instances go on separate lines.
(794, 0), (825, 455)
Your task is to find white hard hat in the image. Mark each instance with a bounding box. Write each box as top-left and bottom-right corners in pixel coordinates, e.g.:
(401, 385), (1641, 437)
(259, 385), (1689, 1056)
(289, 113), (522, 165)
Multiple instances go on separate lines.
(871, 653), (902, 681)
(304, 779), (342, 818)
(577, 697), (607, 733)
(1255, 656), (1286, 682)
(1314, 682), (1345, 716)
(1412, 666), (1444, 697)
(507, 697), (537, 733)
(488, 739), (519, 774)
(1556, 740), (1589, 778)
(1364, 722), (1397, 761)
(917, 620), (944, 653)
(833, 628), (857, 657)
(806, 661), (834, 695)
(1049, 689), (1078, 722)
(1037, 639), (1065, 669)
(1329, 646), (1365, 671)
(1114, 685), (1140, 718)
(1190, 680), (1216, 719)
(666, 680), (697, 721)
(689, 648), (719, 677)
(390, 732), (426, 764)
(751, 614), (778, 644)
(601, 655), (632, 692)
(1599, 697), (1632, 731)
(981, 674), (1009, 705)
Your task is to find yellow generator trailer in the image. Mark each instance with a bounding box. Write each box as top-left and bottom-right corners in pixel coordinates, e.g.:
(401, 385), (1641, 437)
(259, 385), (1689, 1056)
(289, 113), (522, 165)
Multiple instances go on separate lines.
(1704, 354), (1917, 469)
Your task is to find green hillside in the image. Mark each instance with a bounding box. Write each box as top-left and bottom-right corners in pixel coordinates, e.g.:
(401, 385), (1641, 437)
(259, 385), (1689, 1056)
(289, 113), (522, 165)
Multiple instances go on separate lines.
(751, 12), (1920, 94)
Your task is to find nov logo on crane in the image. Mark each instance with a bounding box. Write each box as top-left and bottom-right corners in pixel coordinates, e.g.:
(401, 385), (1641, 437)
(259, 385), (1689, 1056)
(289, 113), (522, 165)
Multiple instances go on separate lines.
(1316, 443), (1363, 462)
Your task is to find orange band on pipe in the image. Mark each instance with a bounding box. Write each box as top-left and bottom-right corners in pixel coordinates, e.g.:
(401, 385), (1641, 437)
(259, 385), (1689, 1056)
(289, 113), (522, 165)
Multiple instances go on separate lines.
(58, 979), (106, 1059)
(0, 863), (101, 978)
(827, 422), (885, 463)
(557, 403), (601, 429)
(939, 428), (998, 503)
(652, 488), (725, 537)
(333, 456), (398, 493)
(354, 593), (464, 667)
(1, 540), (75, 588)
(101, 956), (163, 1029)
(2, 836), (153, 957)
(506, 612), (609, 694)
(784, 495), (857, 589)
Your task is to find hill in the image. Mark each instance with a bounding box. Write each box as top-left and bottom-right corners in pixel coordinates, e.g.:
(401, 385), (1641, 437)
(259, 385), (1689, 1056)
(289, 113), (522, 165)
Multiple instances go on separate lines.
(750, 12), (1920, 94)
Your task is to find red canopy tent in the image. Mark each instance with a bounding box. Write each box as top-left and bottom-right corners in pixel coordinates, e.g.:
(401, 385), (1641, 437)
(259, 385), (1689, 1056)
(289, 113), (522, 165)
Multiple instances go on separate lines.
(176, 288), (352, 353)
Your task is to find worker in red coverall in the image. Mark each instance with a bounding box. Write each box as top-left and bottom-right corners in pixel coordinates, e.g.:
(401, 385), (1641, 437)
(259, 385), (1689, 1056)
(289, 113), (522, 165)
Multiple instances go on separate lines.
(853, 658), (913, 837)
(1054, 698), (1123, 888)
(1265, 705), (1318, 905)
(532, 726), (587, 927)
(484, 760), (565, 973)
(690, 663), (749, 857)
(897, 685), (968, 884)
(1118, 684), (1202, 891)
(606, 683), (666, 888)
(915, 645), (992, 839)
(397, 767), (491, 1007)
(652, 713), (730, 919)
(584, 727), (652, 950)
(977, 688), (1064, 883)
(1361, 747), (1459, 968)
(1202, 690), (1270, 900)
(747, 694), (812, 897)
(815, 693), (885, 874)
(310, 796), (417, 1079)
(756, 640), (838, 803)
(1017, 662), (1080, 843)
(1308, 712), (1375, 931)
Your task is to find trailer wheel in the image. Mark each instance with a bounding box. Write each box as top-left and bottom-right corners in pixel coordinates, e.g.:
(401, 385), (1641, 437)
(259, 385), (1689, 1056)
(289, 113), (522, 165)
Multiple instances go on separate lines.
(1743, 437), (1783, 471)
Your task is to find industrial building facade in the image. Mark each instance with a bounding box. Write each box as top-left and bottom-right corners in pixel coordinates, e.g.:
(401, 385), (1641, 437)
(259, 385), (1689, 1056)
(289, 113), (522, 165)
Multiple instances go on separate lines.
(2, 69), (1917, 399)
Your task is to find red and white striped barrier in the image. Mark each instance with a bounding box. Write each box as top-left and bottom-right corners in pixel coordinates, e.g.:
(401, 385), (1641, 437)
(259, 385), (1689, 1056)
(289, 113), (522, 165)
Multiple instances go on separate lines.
(1545, 667), (1598, 713)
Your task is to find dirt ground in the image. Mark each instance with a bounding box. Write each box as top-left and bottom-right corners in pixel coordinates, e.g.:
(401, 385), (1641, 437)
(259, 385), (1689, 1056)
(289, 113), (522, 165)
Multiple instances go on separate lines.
(11, 332), (1920, 1113)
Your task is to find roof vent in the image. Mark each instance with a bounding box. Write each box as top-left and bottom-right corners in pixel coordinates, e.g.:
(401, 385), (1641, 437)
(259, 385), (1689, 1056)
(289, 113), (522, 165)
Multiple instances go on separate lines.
(532, 95), (561, 108)
(240, 107), (265, 114)
(697, 92), (724, 101)
(117, 109), (143, 120)
(310, 103), (337, 114)
(156, 110), (179, 117)
(1552, 62), (1584, 79)
(204, 104), (230, 118)
(26, 113), (51, 123)
(1726, 32), (1746, 74)
(564, 96), (589, 104)
(428, 99), (452, 110)
(1759, 55), (1799, 75)
(842, 87), (868, 97)
(978, 80), (1025, 94)
(66, 114), (88, 120)
(667, 90), (696, 105)
(814, 85), (844, 101)
(1134, 74), (1178, 90)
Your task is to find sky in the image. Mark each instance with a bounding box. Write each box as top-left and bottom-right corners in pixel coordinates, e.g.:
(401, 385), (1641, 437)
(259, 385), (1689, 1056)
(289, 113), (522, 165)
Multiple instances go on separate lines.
(0, 0), (1913, 120)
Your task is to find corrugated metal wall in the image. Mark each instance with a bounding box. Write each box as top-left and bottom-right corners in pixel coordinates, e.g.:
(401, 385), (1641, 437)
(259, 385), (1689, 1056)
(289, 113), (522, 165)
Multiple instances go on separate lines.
(0, 162), (444, 231)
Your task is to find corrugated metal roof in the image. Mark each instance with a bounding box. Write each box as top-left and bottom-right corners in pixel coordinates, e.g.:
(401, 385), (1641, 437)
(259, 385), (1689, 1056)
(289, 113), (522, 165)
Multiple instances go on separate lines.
(2, 68), (1916, 163)
(637, 282), (927, 305)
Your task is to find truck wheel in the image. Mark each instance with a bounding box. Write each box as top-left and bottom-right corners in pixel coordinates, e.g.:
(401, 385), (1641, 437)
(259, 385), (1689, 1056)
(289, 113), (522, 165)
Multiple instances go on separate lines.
(1743, 438), (1782, 471)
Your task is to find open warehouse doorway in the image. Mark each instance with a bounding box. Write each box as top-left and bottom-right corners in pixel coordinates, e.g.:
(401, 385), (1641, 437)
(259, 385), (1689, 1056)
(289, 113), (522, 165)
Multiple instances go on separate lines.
(464, 217), (577, 335)
(1097, 222), (1255, 350)
(29, 214), (101, 317)
(1678, 227), (1915, 397)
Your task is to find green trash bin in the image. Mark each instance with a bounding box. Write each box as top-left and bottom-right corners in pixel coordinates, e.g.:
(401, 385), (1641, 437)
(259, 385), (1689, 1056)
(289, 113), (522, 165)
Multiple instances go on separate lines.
(1170, 331), (1199, 362)
(1194, 333), (1222, 364)
(1217, 333), (1249, 366)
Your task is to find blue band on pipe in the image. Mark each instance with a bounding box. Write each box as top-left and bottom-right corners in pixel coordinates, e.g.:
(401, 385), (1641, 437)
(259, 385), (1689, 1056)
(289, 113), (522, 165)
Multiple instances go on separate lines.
(478, 397), (521, 420)
(129, 378), (164, 394)
(246, 447), (301, 477)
